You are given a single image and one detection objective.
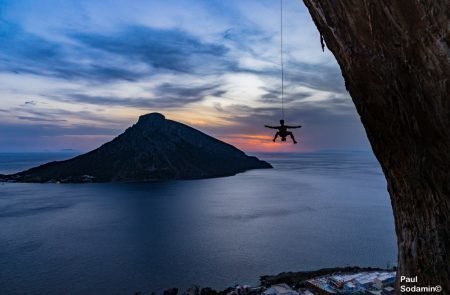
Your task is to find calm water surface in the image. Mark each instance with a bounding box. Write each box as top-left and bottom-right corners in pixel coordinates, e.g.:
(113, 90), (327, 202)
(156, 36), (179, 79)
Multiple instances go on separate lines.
(0, 152), (397, 294)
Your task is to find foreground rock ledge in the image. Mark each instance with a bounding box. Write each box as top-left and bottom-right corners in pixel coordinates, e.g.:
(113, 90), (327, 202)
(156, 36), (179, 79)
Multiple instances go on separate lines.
(302, 0), (449, 292)
(1, 113), (272, 183)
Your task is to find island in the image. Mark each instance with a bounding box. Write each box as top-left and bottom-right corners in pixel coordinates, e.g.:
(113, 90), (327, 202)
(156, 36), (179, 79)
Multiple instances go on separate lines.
(0, 113), (272, 183)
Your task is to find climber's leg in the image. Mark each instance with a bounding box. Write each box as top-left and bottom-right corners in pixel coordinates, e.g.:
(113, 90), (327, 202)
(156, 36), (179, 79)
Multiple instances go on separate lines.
(273, 132), (279, 142)
(288, 132), (297, 144)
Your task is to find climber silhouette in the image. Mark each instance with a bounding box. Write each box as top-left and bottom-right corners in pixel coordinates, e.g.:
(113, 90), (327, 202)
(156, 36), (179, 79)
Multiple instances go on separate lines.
(265, 120), (301, 144)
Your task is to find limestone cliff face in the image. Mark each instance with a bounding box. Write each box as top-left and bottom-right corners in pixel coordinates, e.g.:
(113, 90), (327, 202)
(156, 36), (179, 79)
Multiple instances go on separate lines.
(302, 0), (449, 292)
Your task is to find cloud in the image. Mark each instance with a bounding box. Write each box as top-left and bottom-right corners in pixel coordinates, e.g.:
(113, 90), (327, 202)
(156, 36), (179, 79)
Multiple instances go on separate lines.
(287, 60), (347, 94)
(51, 82), (225, 108)
(17, 116), (67, 122)
(0, 23), (233, 83)
(259, 86), (313, 104)
(0, 123), (121, 152)
(0, 23), (144, 82)
(0, 123), (120, 138)
(70, 25), (231, 75)
(0, 0), (371, 152)
(0, 20), (345, 96)
(152, 82), (225, 105)
(223, 26), (274, 55)
(7, 103), (129, 127)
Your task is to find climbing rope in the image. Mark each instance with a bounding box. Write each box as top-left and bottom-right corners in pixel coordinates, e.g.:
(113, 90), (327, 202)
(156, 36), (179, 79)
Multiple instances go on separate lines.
(280, 0), (285, 120)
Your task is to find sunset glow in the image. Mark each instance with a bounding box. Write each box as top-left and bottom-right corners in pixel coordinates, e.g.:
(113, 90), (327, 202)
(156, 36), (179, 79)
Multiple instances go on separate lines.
(0, 0), (370, 153)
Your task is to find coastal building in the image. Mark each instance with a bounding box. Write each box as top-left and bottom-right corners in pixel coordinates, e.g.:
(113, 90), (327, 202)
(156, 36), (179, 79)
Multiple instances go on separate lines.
(305, 271), (396, 295)
(297, 289), (314, 295)
(306, 277), (336, 294)
(354, 272), (380, 288)
(342, 282), (358, 293)
(374, 273), (396, 289)
(381, 286), (395, 295)
(263, 284), (299, 295)
(328, 274), (362, 289)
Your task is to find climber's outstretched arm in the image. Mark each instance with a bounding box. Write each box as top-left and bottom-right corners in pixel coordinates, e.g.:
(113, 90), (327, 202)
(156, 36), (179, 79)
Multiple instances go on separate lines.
(286, 125), (302, 129)
(264, 125), (277, 129)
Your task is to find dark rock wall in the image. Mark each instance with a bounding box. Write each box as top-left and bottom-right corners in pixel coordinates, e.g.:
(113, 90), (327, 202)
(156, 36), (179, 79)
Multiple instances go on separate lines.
(301, 0), (449, 292)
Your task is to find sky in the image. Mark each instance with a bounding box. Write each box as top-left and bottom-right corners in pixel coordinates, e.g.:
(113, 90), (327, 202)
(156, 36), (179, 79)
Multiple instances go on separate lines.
(0, 0), (371, 153)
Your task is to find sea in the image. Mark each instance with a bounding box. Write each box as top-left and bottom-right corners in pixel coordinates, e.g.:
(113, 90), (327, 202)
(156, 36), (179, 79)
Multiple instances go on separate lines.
(0, 152), (397, 294)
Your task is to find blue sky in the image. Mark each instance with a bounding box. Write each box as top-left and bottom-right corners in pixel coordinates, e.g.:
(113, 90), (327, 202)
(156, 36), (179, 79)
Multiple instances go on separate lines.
(0, 0), (370, 152)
